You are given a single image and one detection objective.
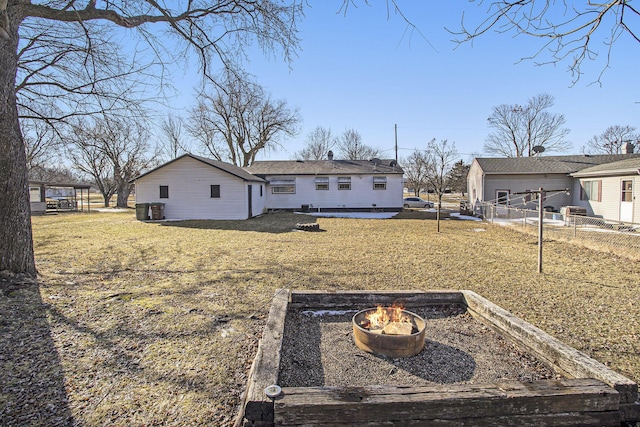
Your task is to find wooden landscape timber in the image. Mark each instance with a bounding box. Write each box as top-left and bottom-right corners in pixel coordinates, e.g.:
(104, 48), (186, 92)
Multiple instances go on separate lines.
(239, 290), (640, 426)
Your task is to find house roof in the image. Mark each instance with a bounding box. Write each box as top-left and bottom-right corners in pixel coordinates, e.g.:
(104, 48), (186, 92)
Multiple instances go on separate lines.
(133, 154), (266, 183)
(245, 159), (403, 176)
(474, 154), (640, 175)
(571, 156), (640, 177)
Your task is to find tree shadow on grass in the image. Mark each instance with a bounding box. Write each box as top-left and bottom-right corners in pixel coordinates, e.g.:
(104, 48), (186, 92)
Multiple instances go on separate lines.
(0, 276), (73, 427)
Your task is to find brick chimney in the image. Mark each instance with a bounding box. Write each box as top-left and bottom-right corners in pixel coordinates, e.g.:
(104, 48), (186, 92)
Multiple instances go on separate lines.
(622, 142), (635, 154)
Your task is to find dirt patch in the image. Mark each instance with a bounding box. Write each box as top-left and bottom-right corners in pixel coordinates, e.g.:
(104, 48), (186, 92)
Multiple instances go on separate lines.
(279, 305), (558, 387)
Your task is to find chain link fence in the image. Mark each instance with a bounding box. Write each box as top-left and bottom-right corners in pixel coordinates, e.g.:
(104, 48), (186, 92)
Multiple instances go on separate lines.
(473, 200), (640, 260)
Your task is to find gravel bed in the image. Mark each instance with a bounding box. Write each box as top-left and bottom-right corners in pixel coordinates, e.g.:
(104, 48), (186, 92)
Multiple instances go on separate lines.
(279, 304), (559, 387)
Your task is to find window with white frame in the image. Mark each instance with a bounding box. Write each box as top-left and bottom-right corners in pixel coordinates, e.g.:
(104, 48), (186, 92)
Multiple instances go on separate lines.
(373, 176), (387, 190)
(315, 176), (329, 190)
(580, 180), (601, 201)
(338, 176), (351, 190)
(269, 177), (296, 194)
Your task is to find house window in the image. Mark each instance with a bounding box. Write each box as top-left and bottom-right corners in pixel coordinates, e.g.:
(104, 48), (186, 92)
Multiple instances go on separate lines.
(159, 185), (169, 199)
(270, 177), (295, 194)
(338, 177), (351, 190)
(496, 190), (509, 205)
(373, 176), (387, 190)
(315, 177), (329, 190)
(621, 180), (633, 202)
(580, 180), (601, 202)
(210, 185), (221, 198)
(29, 186), (42, 203)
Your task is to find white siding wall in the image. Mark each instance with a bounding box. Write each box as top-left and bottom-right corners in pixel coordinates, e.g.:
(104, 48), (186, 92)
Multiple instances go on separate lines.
(574, 176), (638, 222)
(135, 157), (255, 220)
(467, 160), (484, 205)
(482, 174), (573, 210)
(264, 174), (404, 210)
(249, 183), (267, 216)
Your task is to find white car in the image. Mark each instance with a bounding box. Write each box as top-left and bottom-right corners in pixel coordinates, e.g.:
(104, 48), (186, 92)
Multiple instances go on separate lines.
(403, 197), (434, 209)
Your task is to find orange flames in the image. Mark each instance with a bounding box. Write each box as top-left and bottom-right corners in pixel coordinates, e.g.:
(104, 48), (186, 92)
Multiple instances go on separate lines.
(364, 304), (410, 330)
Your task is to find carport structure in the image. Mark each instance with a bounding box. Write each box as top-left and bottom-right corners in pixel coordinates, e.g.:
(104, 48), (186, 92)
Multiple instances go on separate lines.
(29, 181), (93, 214)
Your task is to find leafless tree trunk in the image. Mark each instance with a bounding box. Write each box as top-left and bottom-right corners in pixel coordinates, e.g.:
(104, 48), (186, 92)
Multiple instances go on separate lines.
(68, 116), (157, 208)
(159, 113), (188, 161)
(293, 126), (336, 160)
(0, 18), (36, 276)
(336, 128), (380, 160)
(401, 150), (429, 197)
(188, 71), (300, 167)
(583, 125), (640, 154)
(425, 139), (458, 233)
(485, 94), (571, 158)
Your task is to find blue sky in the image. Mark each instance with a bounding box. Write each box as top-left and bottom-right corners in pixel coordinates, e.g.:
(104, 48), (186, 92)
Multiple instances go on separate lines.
(170, 1), (640, 163)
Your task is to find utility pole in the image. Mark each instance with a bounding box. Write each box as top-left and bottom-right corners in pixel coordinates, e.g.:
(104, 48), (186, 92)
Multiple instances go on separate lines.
(394, 124), (398, 162)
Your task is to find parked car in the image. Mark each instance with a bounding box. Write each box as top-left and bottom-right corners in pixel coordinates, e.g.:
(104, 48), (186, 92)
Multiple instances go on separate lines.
(403, 197), (434, 209)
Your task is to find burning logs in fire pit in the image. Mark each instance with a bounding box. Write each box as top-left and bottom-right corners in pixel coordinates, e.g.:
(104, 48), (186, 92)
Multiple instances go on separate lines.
(352, 306), (426, 358)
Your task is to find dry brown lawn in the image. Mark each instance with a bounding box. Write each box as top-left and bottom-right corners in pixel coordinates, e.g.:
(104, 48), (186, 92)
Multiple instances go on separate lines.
(1, 210), (638, 426)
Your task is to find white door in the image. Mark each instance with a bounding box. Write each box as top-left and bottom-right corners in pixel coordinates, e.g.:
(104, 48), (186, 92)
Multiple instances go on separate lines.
(620, 180), (633, 222)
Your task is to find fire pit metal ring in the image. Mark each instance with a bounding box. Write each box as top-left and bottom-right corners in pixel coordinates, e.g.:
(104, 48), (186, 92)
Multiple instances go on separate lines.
(352, 307), (426, 358)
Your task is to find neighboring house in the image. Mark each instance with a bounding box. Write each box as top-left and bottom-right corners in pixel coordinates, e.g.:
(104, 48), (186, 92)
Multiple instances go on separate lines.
(468, 151), (640, 223)
(245, 157), (404, 212)
(133, 154), (267, 220)
(571, 156), (640, 223)
(29, 181), (92, 214)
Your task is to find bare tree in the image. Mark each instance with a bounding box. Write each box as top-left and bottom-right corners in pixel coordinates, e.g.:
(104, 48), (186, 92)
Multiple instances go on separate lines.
(21, 117), (60, 171)
(452, 1), (640, 84)
(401, 150), (430, 196)
(188, 72), (300, 167)
(293, 126), (336, 160)
(425, 139), (458, 232)
(336, 128), (381, 160)
(583, 125), (640, 154)
(1, 0), (303, 275)
(68, 115), (158, 207)
(159, 113), (188, 161)
(485, 94), (571, 158)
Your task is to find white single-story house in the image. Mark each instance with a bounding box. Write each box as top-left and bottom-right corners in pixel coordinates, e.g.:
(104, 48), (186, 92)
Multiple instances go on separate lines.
(245, 157), (404, 212)
(133, 154), (267, 220)
(468, 150), (640, 223)
(133, 154), (404, 220)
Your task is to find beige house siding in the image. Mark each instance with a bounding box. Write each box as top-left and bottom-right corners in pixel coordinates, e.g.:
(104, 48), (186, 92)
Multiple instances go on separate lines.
(574, 176), (637, 222)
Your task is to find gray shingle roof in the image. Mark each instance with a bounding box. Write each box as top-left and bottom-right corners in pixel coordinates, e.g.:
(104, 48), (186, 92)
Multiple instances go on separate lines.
(134, 154), (266, 182)
(571, 156), (640, 177)
(245, 159), (403, 176)
(475, 154), (640, 175)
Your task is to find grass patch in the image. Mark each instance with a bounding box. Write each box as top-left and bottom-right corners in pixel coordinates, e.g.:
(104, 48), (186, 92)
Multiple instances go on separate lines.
(2, 210), (639, 426)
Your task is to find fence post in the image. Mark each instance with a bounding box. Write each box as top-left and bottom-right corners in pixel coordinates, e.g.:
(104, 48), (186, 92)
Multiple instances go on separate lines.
(573, 215), (577, 238)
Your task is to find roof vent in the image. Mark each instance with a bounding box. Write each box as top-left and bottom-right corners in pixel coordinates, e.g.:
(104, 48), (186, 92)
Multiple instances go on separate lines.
(327, 150), (334, 160)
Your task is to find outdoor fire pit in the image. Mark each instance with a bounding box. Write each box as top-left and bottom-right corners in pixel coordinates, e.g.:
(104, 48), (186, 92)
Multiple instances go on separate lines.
(352, 306), (426, 358)
(241, 290), (640, 427)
